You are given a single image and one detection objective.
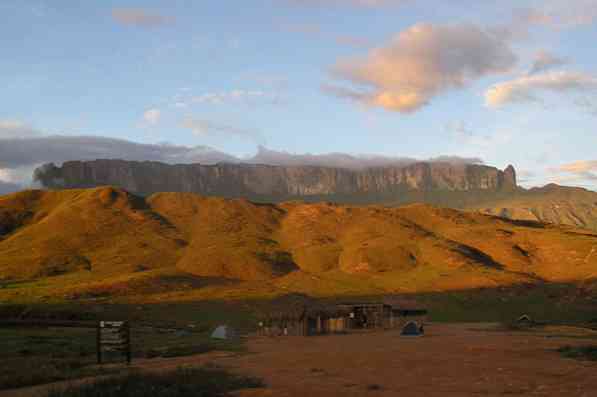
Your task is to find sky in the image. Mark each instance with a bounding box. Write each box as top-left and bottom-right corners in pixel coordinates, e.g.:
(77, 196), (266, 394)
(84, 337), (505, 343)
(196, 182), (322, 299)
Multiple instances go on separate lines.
(1, 0), (597, 192)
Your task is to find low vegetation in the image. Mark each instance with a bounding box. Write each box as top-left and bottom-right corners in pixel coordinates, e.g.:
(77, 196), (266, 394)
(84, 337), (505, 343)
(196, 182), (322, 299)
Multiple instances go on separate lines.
(0, 301), (250, 390)
(558, 345), (597, 361)
(45, 367), (264, 397)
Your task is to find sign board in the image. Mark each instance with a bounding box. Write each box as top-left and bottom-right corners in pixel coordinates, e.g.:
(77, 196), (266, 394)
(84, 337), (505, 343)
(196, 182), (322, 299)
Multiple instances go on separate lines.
(97, 321), (131, 364)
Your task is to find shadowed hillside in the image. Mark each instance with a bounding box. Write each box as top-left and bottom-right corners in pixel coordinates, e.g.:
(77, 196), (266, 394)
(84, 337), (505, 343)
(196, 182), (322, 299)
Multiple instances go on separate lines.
(1, 187), (597, 301)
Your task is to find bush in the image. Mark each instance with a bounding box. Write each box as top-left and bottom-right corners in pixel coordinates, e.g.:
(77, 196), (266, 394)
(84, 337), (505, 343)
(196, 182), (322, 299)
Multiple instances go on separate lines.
(46, 367), (264, 397)
(558, 345), (597, 361)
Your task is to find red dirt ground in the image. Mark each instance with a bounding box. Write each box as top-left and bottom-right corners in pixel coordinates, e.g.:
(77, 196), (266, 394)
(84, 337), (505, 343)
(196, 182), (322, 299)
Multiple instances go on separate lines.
(3, 323), (597, 397)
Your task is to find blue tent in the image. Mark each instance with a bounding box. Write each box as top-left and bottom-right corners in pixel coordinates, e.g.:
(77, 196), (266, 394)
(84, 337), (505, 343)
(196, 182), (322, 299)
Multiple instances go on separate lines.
(401, 321), (423, 337)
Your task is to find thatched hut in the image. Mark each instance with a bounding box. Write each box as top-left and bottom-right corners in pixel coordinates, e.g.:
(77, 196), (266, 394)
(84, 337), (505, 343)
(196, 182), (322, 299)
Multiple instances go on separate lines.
(258, 304), (351, 336)
(257, 297), (428, 336)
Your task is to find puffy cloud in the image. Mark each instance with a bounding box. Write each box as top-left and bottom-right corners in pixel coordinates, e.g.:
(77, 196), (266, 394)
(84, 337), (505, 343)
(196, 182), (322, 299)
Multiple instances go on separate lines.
(485, 71), (597, 107)
(327, 23), (517, 113)
(0, 120), (41, 139)
(529, 50), (569, 75)
(142, 108), (161, 126)
(112, 8), (174, 27)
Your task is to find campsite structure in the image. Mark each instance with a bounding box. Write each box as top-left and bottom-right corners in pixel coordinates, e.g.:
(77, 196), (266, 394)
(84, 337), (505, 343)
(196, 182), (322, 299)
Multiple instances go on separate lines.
(259, 300), (427, 337)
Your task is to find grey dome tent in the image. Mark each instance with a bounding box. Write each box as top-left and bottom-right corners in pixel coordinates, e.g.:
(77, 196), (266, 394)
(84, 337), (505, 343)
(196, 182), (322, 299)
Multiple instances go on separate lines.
(211, 325), (237, 340)
(401, 321), (423, 337)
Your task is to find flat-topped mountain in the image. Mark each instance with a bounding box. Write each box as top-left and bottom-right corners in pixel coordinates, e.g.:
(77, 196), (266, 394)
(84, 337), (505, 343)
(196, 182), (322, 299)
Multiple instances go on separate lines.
(34, 160), (517, 202)
(30, 160), (597, 232)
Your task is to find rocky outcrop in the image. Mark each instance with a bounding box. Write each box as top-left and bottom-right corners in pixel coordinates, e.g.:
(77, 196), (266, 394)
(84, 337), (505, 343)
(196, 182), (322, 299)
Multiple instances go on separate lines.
(34, 160), (518, 201)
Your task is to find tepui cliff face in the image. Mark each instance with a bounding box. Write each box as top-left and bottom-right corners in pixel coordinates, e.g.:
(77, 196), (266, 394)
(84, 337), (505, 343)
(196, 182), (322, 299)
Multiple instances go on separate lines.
(33, 160), (518, 202)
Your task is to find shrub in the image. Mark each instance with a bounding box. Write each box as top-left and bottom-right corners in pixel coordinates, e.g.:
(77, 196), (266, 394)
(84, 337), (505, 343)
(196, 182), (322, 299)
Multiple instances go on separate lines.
(46, 367), (264, 397)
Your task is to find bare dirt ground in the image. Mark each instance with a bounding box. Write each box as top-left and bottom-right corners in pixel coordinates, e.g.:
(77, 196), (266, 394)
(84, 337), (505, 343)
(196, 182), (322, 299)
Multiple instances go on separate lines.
(3, 323), (597, 397)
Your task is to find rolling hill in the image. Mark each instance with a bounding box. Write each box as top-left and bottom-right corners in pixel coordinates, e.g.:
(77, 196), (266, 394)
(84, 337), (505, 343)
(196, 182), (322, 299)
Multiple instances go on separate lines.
(1, 187), (597, 302)
(472, 184), (597, 231)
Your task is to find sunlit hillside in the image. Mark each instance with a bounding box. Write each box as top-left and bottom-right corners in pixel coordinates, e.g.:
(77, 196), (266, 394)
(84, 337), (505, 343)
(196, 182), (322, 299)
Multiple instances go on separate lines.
(1, 187), (596, 303)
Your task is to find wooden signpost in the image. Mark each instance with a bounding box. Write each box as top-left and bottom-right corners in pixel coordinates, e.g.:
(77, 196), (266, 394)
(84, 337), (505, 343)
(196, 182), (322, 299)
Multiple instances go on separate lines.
(97, 321), (131, 365)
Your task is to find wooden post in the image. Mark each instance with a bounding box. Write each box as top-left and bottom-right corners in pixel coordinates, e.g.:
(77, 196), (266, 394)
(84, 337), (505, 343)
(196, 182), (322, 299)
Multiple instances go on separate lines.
(126, 322), (131, 365)
(96, 321), (102, 364)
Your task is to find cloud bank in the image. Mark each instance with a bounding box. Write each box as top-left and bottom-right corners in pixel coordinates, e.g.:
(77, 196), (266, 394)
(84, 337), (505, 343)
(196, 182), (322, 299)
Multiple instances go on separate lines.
(327, 23), (517, 113)
(0, 129), (483, 194)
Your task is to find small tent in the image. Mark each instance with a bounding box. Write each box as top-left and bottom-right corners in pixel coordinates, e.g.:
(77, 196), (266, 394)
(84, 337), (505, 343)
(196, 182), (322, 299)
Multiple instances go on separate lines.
(515, 314), (535, 328)
(211, 325), (237, 339)
(401, 321), (423, 337)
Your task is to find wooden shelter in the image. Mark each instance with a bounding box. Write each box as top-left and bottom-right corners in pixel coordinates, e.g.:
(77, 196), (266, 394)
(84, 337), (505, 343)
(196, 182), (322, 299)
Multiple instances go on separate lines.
(259, 305), (351, 336)
(258, 298), (428, 336)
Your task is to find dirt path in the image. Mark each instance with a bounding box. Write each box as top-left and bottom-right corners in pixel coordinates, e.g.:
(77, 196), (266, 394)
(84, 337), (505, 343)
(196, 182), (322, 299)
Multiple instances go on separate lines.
(3, 323), (597, 397)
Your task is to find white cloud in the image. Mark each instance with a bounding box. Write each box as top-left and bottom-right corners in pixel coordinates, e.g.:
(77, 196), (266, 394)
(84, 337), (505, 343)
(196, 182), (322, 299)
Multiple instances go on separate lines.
(327, 23), (517, 113)
(142, 108), (161, 126)
(112, 8), (174, 27)
(485, 71), (597, 108)
(529, 50), (569, 75)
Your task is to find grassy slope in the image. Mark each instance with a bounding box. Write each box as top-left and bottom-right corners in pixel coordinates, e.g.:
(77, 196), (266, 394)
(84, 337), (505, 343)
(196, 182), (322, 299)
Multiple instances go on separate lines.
(469, 185), (597, 231)
(1, 187), (597, 304)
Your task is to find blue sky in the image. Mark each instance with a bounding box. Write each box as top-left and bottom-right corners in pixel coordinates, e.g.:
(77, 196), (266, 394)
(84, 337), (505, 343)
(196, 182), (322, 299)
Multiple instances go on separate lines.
(1, 0), (596, 189)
